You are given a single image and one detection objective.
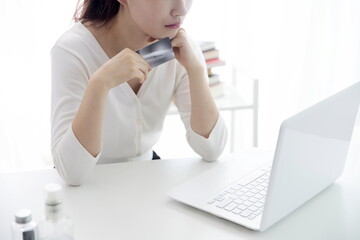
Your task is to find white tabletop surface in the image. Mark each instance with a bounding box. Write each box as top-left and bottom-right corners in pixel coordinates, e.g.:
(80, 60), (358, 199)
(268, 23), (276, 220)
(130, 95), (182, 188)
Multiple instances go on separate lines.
(1, 148), (359, 240)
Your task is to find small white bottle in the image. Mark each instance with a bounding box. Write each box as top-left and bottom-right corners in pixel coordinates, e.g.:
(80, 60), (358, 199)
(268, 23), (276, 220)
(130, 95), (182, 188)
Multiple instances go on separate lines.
(37, 183), (74, 240)
(11, 208), (38, 240)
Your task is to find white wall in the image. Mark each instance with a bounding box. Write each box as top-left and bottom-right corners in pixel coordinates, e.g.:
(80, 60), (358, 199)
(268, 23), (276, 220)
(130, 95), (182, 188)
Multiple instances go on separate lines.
(0, 0), (76, 172)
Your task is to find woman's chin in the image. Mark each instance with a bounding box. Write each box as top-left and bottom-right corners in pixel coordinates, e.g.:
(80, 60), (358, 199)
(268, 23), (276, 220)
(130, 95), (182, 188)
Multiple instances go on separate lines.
(147, 36), (157, 42)
(168, 30), (181, 39)
(147, 30), (178, 41)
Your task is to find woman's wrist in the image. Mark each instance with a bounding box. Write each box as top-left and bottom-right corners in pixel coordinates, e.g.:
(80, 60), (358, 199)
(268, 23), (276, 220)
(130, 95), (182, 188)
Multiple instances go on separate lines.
(89, 72), (111, 93)
(88, 77), (110, 97)
(185, 62), (205, 77)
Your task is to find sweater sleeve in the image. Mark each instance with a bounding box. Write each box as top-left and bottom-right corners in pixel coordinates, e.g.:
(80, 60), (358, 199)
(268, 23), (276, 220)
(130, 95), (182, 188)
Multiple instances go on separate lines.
(173, 40), (228, 161)
(51, 45), (101, 186)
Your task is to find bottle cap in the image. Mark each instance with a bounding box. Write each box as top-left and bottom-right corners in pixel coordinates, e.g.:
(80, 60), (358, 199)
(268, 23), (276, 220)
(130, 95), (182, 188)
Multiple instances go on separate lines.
(44, 183), (62, 205)
(14, 208), (32, 224)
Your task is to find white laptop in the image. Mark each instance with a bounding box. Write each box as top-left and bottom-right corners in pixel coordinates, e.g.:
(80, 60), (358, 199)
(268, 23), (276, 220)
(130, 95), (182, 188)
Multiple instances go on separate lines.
(168, 81), (360, 232)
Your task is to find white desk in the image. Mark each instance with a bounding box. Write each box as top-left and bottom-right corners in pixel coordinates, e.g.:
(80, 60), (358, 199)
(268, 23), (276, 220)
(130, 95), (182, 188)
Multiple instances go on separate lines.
(1, 149), (359, 240)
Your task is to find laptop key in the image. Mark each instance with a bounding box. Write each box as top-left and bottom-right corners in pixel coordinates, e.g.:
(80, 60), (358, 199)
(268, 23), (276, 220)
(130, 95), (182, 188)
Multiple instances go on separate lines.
(259, 190), (267, 196)
(228, 194), (239, 200)
(207, 199), (216, 204)
(241, 187), (250, 192)
(237, 204), (247, 210)
(248, 197), (258, 203)
(237, 169), (267, 186)
(248, 214), (257, 220)
(234, 199), (244, 205)
(248, 205), (258, 212)
(216, 198), (233, 208)
(240, 196), (248, 201)
(240, 209), (252, 217)
(231, 184), (242, 190)
(232, 208), (243, 214)
(225, 188), (236, 194)
(245, 192), (253, 197)
(235, 190), (245, 196)
(219, 191), (227, 197)
(243, 201), (252, 206)
(224, 202), (238, 211)
(214, 195), (224, 201)
(254, 202), (263, 208)
(250, 189), (258, 194)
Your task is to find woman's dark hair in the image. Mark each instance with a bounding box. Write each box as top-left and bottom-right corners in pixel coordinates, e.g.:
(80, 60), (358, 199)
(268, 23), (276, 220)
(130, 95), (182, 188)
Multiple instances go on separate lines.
(73, 0), (121, 27)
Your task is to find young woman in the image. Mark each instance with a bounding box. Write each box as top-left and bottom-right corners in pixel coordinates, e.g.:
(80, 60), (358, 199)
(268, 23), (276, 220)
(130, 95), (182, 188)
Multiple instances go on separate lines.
(51, 0), (227, 185)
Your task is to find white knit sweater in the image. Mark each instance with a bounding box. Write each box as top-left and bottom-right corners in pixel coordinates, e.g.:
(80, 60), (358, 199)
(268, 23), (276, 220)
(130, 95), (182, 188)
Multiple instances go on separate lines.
(51, 22), (227, 185)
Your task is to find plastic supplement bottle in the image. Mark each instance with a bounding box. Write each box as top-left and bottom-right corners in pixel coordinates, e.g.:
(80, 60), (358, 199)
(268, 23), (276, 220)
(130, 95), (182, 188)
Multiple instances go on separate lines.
(11, 208), (38, 240)
(37, 183), (73, 240)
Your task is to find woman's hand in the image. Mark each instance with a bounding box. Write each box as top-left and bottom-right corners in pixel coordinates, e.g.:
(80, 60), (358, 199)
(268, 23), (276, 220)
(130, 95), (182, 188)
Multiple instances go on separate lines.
(171, 28), (202, 72)
(91, 48), (151, 90)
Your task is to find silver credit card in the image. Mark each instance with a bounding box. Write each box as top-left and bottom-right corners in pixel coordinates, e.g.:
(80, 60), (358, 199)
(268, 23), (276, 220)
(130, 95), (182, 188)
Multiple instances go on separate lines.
(136, 37), (175, 68)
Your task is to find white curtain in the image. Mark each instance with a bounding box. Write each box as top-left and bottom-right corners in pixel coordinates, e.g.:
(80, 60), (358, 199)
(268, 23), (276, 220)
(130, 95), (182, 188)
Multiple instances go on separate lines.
(1, 0), (360, 171)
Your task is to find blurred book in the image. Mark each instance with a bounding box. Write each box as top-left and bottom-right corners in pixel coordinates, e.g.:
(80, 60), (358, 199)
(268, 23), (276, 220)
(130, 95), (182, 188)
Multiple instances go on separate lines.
(198, 41), (216, 52)
(203, 49), (220, 60)
(197, 40), (226, 98)
(206, 58), (226, 69)
(209, 74), (220, 85)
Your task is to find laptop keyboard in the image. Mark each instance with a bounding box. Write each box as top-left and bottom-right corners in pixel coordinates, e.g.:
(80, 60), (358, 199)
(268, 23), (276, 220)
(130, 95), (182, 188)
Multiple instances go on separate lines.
(207, 164), (272, 220)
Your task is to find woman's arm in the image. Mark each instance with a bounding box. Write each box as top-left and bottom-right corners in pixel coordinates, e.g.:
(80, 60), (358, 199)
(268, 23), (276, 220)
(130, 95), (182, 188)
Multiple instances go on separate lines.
(72, 48), (151, 157)
(51, 47), (150, 185)
(171, 29), (219, 138)
(186, 65), (219, 138)
(171, 29), (227, 161)
(71, 78), (109, 157)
